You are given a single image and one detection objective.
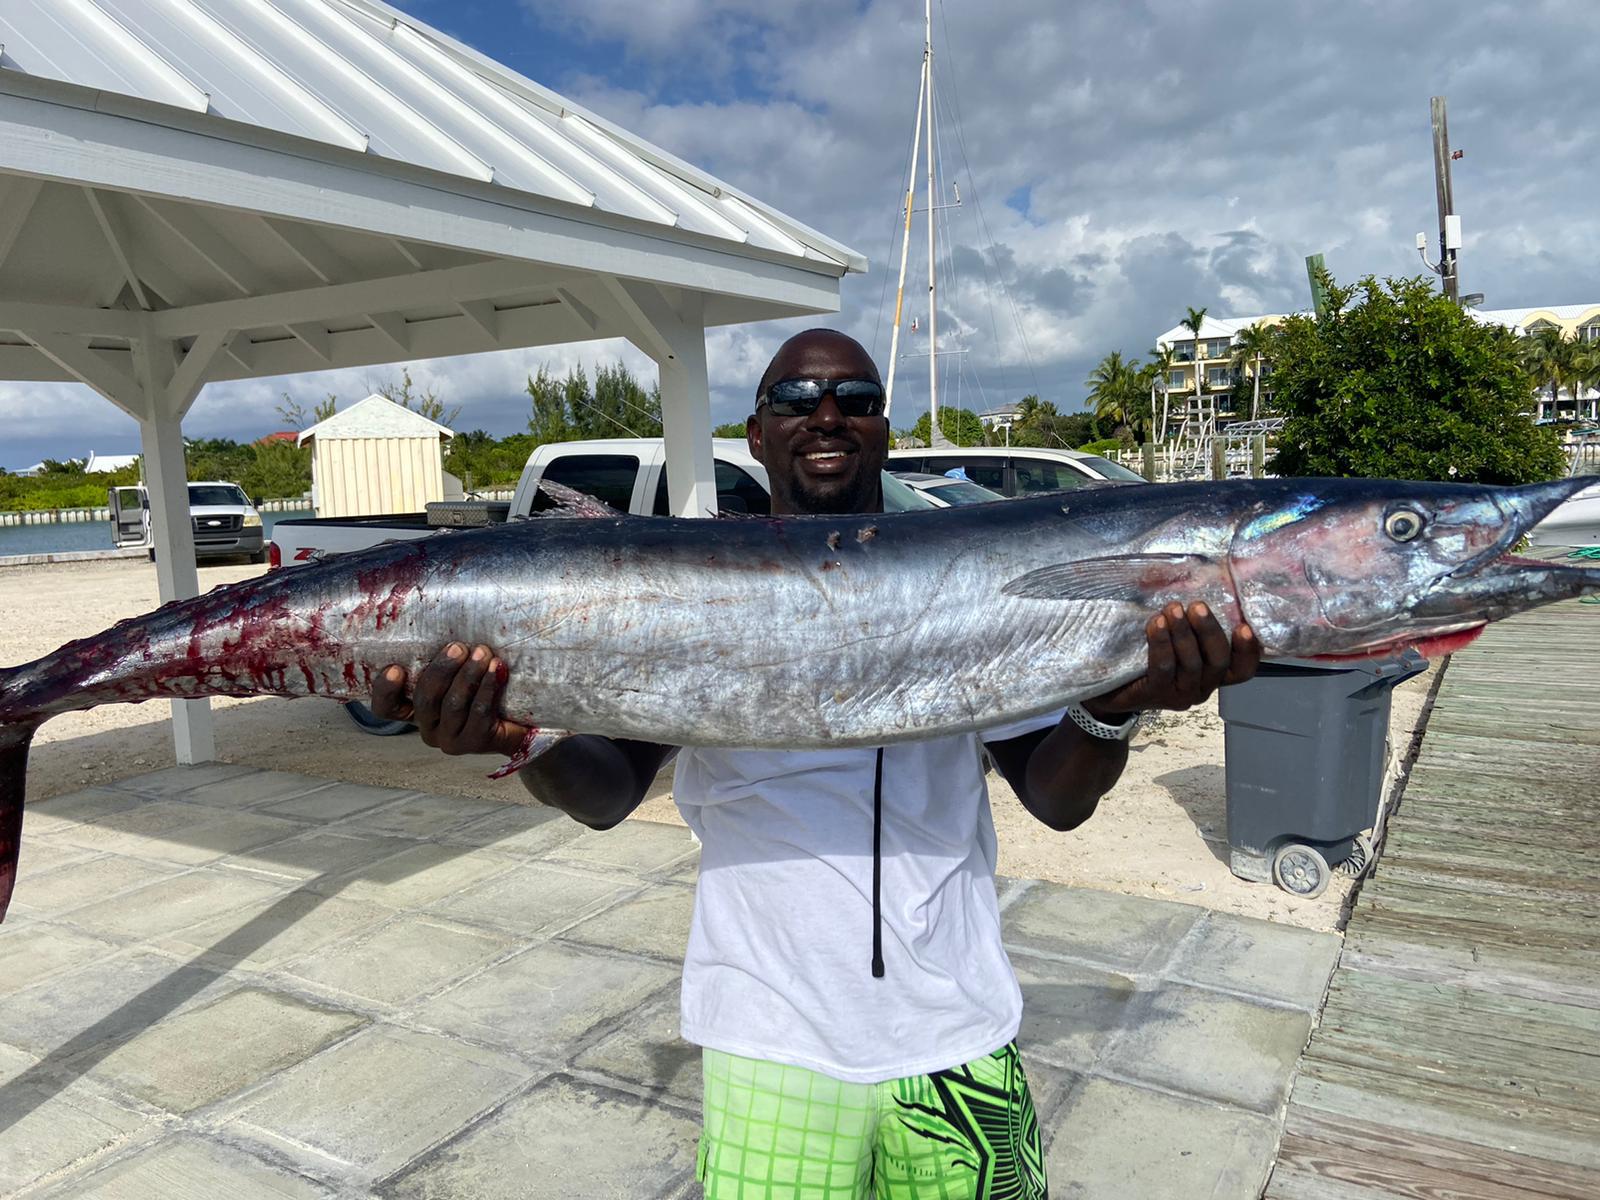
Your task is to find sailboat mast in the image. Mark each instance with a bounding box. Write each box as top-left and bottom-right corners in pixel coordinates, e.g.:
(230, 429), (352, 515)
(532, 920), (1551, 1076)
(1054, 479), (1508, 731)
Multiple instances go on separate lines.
(924, 0), (946, 446)
(882, 54), (927, 421)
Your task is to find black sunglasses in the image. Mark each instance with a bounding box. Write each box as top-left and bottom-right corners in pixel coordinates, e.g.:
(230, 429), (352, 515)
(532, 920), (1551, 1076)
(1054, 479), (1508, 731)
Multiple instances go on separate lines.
(757, 377), (886, 418)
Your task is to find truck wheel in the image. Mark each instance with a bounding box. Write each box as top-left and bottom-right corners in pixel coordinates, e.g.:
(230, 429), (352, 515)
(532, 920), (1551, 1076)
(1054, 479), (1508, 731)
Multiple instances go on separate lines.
(342, 700), (416, 737)
(251, 549), (267, 564)
(1272, 843), (1330, 899)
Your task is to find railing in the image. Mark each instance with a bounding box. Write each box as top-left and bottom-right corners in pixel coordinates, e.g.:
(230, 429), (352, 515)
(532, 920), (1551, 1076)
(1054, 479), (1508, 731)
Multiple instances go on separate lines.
(0, 507), (111, 527)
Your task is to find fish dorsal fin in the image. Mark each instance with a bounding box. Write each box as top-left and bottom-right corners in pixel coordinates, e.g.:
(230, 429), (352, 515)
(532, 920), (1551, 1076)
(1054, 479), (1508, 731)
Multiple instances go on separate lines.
(1003, 554), (1216, 601)
(537, 480), (623, 518)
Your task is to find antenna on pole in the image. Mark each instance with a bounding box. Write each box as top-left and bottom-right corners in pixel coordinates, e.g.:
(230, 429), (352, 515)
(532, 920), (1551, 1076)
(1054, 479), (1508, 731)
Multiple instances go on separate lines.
(1430, 96), (1461, 304)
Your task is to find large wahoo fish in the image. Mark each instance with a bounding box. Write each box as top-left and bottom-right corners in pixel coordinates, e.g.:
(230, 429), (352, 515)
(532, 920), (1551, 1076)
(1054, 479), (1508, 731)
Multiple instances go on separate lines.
(2, 475), (1597, 918)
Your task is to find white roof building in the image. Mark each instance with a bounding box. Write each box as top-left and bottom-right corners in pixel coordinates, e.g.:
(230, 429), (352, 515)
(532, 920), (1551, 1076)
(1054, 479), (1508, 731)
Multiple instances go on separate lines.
(1153, 314), (1292, 350)
(84, 451), (140, 473)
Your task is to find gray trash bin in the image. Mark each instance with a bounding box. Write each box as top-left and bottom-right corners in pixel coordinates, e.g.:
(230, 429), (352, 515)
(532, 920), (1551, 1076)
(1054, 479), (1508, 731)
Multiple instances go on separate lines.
(1217, 648), (1427, 897)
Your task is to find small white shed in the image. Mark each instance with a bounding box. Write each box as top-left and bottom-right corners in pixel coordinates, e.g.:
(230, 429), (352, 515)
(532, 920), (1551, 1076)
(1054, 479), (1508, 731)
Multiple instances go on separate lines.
(298, 393), (454, 518)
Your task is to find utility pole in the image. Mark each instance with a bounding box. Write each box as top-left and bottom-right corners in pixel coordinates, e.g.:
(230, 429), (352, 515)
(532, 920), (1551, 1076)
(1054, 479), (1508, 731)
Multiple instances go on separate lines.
(924, 0), (946, 446)
(1430, 96), (1460, 304)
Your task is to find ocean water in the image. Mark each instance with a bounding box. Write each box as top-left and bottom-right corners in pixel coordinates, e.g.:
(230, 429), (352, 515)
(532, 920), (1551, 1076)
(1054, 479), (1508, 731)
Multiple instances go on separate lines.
(0, 510), (313, 558)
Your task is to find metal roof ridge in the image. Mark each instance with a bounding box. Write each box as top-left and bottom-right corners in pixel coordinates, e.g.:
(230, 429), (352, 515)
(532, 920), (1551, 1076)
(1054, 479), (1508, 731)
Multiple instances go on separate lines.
(334, 0), (865, 272)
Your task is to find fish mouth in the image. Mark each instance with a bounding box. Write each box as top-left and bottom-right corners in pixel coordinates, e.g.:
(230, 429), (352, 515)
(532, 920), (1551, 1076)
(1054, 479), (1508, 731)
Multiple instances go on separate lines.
(1416, 477), (1600, 620)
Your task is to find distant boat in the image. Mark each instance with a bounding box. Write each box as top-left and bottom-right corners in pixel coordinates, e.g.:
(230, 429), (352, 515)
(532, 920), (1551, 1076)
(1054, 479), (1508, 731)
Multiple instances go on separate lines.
(1529, 480), (1600, 547)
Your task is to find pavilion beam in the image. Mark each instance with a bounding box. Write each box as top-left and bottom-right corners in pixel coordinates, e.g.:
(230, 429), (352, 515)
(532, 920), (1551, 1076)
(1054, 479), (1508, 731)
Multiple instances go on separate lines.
(137, 197), (271, 296)
(82, 189), (152, 310)
(149, 259), (573, 341)
(366, 311), (410, 354)
(259, 217), (348, 285)
(24, 331), (143, 419)
(457, 300), (500, 348)
(554, 287), (600, 335)
(0, 301), (142, 338)
(0, 176), (42, 272)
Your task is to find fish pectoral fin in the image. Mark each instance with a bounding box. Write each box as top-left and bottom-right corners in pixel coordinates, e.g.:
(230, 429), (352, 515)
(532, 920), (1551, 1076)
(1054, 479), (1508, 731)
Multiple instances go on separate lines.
(1002, 554), (1219, 602)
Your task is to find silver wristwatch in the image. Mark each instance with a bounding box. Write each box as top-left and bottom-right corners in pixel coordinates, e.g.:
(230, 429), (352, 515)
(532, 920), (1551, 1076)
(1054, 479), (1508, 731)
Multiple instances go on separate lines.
(1065, 701), (1146, 742)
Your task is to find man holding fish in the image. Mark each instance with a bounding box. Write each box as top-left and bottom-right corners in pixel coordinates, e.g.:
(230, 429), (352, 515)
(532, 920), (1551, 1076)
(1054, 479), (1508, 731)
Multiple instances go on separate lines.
(373, 329), (1261, 1199)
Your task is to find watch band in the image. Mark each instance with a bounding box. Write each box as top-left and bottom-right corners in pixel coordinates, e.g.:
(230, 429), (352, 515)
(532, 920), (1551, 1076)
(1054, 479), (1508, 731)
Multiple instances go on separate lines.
(1065, 701), (1145, 742)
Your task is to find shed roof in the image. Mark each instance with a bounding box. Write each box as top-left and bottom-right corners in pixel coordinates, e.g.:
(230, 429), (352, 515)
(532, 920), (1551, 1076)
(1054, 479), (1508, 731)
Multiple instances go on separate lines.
(297, 392), (453, 443)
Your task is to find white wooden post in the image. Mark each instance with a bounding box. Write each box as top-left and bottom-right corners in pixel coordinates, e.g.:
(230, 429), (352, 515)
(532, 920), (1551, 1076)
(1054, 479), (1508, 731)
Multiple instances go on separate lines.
(129, 329), (234, 762)
(602, 281), (716, 518)
(137, 410), (213, 762)
(659, 321), (716, 518)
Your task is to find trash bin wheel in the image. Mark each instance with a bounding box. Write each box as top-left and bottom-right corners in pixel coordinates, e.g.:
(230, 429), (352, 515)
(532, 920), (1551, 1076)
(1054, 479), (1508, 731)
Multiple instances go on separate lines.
(342, 700), (416, 737)
(1337, 831), (1376, 878)
(1272, 843), (1331, 898)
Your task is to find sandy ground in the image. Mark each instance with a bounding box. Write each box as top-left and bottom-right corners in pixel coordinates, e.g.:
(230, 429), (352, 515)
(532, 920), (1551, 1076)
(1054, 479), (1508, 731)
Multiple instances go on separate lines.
(2, 557), (1435, 931)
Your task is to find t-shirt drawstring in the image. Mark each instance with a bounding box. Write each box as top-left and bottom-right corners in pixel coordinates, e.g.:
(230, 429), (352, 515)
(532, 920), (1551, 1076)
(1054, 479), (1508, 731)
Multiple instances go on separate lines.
(871, 747), (885, 979)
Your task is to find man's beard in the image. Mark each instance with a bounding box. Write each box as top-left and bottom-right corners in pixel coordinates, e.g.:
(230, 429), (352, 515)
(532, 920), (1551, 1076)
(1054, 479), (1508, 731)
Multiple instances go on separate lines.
(782, 471), (881, 516)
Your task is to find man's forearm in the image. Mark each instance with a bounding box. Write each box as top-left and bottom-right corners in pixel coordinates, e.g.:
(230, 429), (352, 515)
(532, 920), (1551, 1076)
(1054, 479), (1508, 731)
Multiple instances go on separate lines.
(1017, 718), (1131, 831)
(517, 735), (673, 829)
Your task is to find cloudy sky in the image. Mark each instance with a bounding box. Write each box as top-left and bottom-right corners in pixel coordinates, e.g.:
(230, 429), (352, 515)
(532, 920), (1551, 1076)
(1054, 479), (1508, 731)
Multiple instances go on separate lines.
(4, 0), (1595, 470)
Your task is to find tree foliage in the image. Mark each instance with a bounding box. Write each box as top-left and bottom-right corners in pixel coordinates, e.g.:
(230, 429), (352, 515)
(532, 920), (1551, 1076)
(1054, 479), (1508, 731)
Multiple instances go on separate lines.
(525, 362), (662, 444)
(276, 392), (337, 429)
(906, 407), (988, 447)
(444, 430), (538, 489)
(1085, 352), (1152, 443)
(1269, 272), (1566, 483)
(1007, 396), (1101, 449)
(376, 368), (461, 428)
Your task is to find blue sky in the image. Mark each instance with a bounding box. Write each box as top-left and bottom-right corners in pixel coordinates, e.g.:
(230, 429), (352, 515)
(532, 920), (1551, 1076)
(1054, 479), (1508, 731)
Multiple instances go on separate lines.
(4, 0), (1597, 469)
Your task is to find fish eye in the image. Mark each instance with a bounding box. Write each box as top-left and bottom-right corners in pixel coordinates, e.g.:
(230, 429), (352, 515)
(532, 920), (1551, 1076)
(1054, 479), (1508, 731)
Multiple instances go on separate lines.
(1384, 508), (1426, 542)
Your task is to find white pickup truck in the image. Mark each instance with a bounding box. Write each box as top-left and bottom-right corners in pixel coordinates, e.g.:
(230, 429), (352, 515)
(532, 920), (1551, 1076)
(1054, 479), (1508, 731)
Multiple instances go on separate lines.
(269, 437), (933, 731)
(267, 436), (932, 566)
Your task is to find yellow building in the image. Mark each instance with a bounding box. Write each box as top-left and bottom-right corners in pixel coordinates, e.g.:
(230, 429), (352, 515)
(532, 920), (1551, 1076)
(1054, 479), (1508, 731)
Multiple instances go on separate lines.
(1157, 304), (1600, 426)
(1475, 304), (1600, 424)
(1153, 314), (1286, 426)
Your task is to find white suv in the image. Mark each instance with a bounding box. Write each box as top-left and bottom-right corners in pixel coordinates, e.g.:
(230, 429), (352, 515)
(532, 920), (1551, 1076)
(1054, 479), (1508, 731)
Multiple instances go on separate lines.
(886, 446), (1146, 496)
(513, 438), (934, 516)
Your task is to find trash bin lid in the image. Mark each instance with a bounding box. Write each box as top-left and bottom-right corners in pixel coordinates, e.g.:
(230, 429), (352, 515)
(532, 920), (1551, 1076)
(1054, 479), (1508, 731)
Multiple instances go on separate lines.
(1259, 646), (1428, 679)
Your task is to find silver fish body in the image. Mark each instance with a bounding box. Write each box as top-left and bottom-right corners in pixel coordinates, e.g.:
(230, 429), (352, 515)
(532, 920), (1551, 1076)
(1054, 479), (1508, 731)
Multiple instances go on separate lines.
(2, 475), (1597, 917)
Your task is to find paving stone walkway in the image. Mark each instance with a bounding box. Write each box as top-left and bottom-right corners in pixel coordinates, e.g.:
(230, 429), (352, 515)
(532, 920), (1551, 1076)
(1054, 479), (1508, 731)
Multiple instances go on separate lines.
(2, 765), (1342, 1198)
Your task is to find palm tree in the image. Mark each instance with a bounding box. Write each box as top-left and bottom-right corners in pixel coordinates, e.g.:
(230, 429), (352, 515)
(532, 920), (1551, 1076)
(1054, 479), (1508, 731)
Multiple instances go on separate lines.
(1576, 338), (1600, 425)
(1181, 306), (1209, 411)
(1146, 343), (1178, 441)
(1230, 322), (1277, 420)
(1086, 351), (1144, 439)
(1522, 327), (1580, 422)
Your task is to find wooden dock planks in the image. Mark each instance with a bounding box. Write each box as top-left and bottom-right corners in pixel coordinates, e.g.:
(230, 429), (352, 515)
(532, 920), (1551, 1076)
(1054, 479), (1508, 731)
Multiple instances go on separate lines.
(1264, 603), (1600, 1200)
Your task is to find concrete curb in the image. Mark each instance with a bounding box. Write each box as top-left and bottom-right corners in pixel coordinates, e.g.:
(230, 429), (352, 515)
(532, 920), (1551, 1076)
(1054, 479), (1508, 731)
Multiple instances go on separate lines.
(0, 546), (150, 568)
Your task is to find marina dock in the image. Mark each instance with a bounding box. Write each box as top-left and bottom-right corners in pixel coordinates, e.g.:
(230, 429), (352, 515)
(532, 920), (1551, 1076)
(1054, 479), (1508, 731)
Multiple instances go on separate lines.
(1266, 597), (1600, 1198)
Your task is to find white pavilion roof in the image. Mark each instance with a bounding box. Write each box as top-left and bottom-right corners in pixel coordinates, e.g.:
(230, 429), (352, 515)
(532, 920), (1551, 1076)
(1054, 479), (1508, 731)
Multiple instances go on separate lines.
(0, 0), (860, 271)
(0, 0), (861, 389)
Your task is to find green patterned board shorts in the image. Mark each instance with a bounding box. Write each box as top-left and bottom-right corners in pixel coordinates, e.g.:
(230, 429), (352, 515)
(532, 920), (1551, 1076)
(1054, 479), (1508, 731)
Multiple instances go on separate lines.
(698, 1042), (1048, 1199)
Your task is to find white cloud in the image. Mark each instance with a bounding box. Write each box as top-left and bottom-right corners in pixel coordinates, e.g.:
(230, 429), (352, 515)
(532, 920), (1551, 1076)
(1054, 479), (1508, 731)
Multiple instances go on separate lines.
(8, 0), (1597, 464)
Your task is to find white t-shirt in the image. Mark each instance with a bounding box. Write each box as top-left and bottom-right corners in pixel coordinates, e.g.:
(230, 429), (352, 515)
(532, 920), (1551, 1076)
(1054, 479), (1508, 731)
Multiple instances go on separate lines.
(672, 711), (1062, 1084)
